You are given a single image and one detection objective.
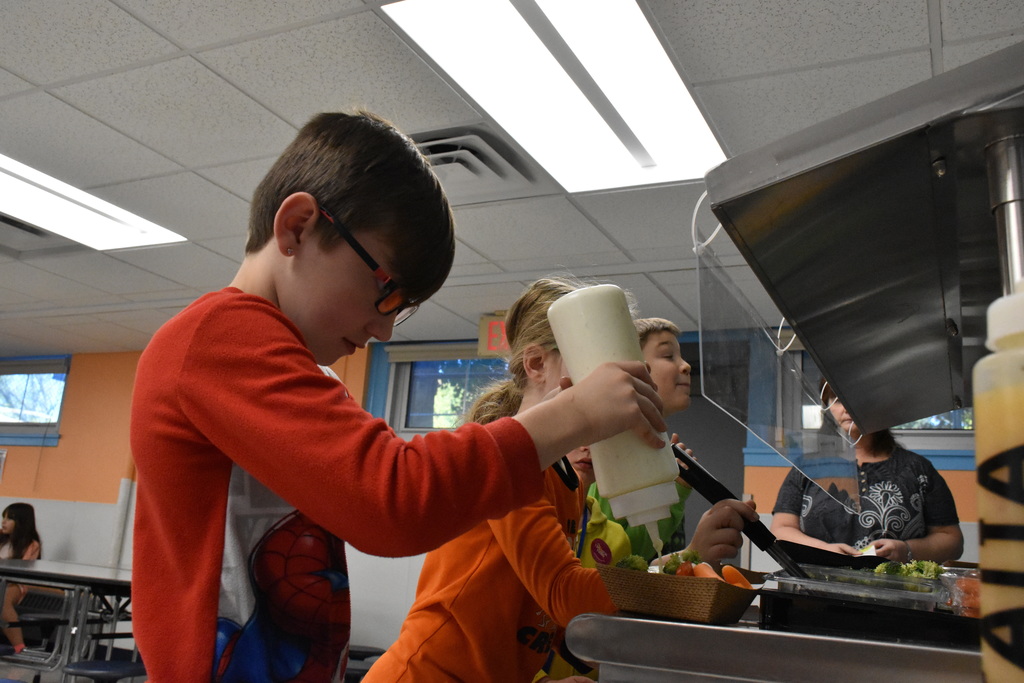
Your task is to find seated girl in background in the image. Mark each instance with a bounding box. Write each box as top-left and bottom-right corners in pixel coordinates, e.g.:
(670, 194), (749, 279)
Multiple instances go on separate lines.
(770, 382), (963, 563)
(0, 502), (42, 653)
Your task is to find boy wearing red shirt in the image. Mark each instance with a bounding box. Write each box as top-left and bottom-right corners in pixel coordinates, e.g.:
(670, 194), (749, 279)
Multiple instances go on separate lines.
(130, 112), (667, 682)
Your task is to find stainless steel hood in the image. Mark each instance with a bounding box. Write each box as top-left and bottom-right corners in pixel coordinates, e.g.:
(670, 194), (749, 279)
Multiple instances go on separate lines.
(704, 41), (1024, 434)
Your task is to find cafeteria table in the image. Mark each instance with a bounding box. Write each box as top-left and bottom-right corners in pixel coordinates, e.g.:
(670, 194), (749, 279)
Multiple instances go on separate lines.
(0, 560), (132, 680)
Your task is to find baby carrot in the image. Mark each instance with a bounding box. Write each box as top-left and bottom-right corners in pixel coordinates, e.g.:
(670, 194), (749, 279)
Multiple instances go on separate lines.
(722, 564), (754, 589)
(694, 562), (726, 582)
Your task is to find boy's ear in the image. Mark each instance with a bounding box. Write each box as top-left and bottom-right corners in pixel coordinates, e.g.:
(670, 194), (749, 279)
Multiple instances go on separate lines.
(273, 192), (320, 256)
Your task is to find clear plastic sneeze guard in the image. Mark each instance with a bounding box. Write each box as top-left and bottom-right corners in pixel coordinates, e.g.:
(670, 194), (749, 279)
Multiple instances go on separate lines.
(693, 206), (860, 513)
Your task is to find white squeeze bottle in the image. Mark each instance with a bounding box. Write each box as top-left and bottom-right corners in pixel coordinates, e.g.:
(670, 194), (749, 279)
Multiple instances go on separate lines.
(548, 284), (679, 557)
(973, 280), (1024, 680)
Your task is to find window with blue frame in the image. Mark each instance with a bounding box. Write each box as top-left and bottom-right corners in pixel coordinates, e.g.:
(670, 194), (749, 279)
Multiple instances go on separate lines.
(404, 357), (509, 429)
(0, 356), (70, 446)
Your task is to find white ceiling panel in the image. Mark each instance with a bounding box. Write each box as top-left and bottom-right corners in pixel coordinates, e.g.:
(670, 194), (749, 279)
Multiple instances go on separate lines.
(940, 0), (1024, 40)
(0, 69), (33, 97)
(196, 157), (278, 201)
(430, 280), (532, 319)
(0, 1), (1020, 357)
(117, 0), (366, 49)
(943, 35), (1024, 70)
(92, 172), (251, 243)
(95, 308), (179, 336)
(25, 252), (180, 295)
(112, 243), (241, 291)
(198, 13), (478, 132)
(389, 301), (478, 343)
(573, 182), (711, 263)
(449, 240), (503, 279)
(0, 262), (110, 305)
(648, 0), (928, 83)
(53, 57), (297, 168)
(453, 196), (623, 265)
(0, 91), (183, 188)
(608, 273), (695, 328)
(0, 0), (178, 84)
(696, 50), (933, 155)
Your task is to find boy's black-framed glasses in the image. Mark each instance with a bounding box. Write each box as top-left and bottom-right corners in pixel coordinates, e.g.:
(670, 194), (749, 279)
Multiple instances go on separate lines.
(317, 204), (418, 325)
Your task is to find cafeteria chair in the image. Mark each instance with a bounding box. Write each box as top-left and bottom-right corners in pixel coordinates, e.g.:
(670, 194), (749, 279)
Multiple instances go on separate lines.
(63, 629), (144, 683)
(344, 644), (386, 683)
(0, 586), (78, 672)
(63, 658), (145, 683)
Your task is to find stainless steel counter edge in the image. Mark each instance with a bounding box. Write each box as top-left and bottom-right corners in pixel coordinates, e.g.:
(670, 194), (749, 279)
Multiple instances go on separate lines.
(566, 613), (981, 682)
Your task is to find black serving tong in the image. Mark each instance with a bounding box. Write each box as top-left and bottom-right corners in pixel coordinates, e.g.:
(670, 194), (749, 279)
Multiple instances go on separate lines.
(672, 444), (809, 579)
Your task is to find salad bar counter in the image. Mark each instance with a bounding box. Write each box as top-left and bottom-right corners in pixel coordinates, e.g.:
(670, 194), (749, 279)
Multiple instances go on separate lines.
(565, 610), (981, 683)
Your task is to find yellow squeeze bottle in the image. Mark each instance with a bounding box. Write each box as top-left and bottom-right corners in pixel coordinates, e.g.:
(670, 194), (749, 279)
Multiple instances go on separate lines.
(973, 282), (1024, 680)
(547, 284), (679, 554)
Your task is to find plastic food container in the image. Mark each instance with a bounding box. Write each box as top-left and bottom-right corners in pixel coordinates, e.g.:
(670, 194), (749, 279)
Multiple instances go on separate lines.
(770, 566), (945, 612)
(939, 567), (980, 617)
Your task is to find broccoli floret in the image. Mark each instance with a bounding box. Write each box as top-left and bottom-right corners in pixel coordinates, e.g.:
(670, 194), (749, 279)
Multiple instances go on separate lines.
(678, 548), (701, 565)
(661, 554), (682, 575)
(874, 561), (903, 575)
(615, 554), (649, 571)
(902, 560), (943, 580)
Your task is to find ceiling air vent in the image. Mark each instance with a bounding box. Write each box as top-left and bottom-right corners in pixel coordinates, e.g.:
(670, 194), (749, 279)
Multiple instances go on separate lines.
(416, 132), (554, 205)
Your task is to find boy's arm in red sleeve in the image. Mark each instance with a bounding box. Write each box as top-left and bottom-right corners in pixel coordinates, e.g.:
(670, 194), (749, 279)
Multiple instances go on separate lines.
(178, 298), (545, 556)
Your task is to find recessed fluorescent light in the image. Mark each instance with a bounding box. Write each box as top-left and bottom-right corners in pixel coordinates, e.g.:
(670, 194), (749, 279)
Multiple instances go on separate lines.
(384, 0), (725, 192)
(0, 152), (187, 251)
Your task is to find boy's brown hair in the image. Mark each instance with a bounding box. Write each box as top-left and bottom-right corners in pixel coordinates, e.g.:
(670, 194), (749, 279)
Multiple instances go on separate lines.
(248, 111), (455, 307)
(634, 317), (681, 348)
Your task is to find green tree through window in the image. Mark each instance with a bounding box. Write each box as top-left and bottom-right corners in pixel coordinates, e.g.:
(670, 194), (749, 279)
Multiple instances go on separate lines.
(405, 358), (509, 430)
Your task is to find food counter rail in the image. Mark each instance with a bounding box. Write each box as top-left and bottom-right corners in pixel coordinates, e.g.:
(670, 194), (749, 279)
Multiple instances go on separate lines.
(566, 611), (981, 683)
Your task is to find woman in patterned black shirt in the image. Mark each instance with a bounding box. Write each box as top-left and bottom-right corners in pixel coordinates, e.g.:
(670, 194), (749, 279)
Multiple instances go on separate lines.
(770, 383), (964, 563)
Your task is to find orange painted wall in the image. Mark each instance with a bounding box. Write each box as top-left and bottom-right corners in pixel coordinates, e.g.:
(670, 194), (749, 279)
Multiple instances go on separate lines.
(0, 352), (139, 504)
(745, 465), (978, 522)
(0, 347), (371, 505)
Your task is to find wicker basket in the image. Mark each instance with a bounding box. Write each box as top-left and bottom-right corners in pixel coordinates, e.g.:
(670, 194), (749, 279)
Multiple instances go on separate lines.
(597, 564), (758, 624)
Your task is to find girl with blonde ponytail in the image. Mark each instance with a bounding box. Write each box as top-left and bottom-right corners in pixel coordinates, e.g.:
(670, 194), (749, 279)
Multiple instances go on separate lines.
(365, 276), (620, 683)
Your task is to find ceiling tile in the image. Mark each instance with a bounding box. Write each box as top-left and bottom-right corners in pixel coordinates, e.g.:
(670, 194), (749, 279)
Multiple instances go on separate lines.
(197, 235), (247, 262)
(25, 252), (181, 295)
(0, 91), (182, 188)
(389, 301), (477, 342)
(610, 273), (696, 329)
(95, 307), (178, 336)
(0, 69), (33, 97)
(943, 36), (1024, 70)
(197, 13), (478, 132)
(0, 261), (110, 304)
(54, 57), (297, 167)
(573, 182), (712, 263)
(112, 243), (240, 291)
(196, 157), (278, 201)
(940, 0), (1024, 41)
(0, 284), (37, 307)
(649, 0), (928, 82)
(92, 172), (251, 243)
(454, 197), (623, 266)
(119, 0), (366, 49)
(0, 0), (178, 84)
(696, 51), (933, 155)
(431, 281), (526, 320)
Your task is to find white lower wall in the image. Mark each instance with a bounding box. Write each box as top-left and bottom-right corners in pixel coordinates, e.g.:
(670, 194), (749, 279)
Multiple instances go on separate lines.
(347, 547), (425, 651)
(0, 484), (135, 568)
